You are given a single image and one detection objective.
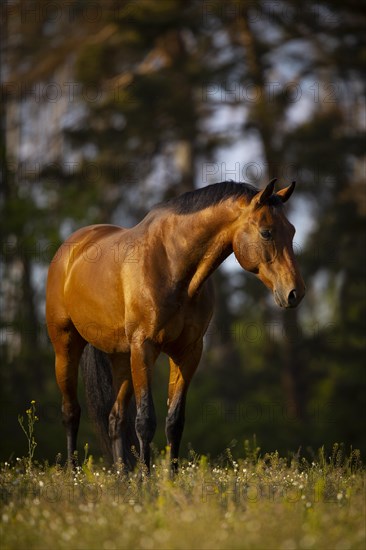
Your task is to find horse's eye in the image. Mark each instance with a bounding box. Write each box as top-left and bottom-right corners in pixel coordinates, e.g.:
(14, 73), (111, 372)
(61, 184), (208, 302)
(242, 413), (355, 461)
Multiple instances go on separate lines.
(260, 229), (272, 240)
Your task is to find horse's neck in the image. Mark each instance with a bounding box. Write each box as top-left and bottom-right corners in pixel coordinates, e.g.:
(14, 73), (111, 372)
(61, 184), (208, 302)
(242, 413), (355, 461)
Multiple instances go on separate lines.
(148, 204), (238, 297)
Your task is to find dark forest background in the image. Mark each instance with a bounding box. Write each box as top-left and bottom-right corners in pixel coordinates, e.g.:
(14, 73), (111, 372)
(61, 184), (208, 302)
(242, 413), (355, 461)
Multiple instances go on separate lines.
(1, 0), (365, 463)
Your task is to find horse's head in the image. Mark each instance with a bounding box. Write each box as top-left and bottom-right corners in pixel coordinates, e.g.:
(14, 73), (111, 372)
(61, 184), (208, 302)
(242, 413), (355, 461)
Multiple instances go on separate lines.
(233, 179), (305, 308)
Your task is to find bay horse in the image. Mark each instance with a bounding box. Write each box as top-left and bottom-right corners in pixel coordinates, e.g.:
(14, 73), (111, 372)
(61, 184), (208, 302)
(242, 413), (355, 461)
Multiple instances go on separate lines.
(46, 179), (305, 472)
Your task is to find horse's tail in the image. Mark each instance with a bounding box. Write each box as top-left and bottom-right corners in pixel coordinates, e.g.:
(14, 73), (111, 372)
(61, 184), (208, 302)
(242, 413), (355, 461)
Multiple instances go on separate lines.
(80, 344), (138, 469)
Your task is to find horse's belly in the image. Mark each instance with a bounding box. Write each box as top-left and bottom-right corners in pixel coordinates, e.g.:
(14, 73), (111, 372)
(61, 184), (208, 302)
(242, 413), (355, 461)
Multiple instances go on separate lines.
(71, 313), (130, 354)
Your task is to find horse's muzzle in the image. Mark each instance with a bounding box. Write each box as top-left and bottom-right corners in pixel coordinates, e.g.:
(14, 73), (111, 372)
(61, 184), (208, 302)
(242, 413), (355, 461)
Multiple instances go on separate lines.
(274, 287), (305, 308)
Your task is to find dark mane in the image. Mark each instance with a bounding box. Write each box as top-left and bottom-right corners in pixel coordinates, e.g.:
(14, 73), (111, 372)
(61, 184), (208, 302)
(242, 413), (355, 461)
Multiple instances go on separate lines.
(154, 181), (281, 214)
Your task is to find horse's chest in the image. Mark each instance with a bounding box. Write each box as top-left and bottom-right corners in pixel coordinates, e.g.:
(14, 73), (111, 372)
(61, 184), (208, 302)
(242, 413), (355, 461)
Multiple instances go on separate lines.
(126, 280), (214, 347)
(154, 303), (187, 344)
(155, 295), (209, 347)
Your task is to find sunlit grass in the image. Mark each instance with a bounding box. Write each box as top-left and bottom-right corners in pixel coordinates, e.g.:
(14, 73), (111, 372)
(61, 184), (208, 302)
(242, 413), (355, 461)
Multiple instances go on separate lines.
(1, 443), (364, 550)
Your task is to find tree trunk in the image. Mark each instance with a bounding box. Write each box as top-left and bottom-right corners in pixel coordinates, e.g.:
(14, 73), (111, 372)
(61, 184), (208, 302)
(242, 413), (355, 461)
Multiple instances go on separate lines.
(238, 9), (307, 421)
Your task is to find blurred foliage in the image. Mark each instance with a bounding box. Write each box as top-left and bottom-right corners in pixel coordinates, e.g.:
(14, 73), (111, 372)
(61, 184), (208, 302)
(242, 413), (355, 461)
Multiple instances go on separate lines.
(1, 0), (365, 462)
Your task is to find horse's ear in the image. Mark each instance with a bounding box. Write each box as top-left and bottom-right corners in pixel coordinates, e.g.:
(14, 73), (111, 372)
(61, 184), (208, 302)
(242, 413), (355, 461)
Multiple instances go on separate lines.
(255, 178), (277, 206)
(276, 181), (296, 203)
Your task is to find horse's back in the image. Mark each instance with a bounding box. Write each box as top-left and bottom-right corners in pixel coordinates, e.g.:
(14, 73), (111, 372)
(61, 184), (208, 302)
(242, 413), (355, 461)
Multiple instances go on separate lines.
(63, 223), (126, 250)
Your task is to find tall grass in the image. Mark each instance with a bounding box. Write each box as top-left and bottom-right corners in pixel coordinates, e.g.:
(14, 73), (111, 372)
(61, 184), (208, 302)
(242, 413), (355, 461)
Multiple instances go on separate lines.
(0, 403), (364, 549)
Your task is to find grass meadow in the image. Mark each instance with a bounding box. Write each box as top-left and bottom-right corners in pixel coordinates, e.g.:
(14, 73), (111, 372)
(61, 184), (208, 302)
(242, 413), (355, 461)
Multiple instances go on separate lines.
(1, 404), (365, 550)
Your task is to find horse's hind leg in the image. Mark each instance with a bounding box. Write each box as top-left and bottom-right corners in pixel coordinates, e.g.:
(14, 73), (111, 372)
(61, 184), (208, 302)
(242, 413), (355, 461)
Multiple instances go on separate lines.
(108, 353), (134, 468)
(166, 340), (203, 473)
(50, 321), (86, 465)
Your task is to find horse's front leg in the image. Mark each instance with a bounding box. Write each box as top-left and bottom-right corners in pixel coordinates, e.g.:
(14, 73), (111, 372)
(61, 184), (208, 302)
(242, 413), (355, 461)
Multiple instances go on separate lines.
(130, 340), (159, 473)
(166, 339), (203, 474)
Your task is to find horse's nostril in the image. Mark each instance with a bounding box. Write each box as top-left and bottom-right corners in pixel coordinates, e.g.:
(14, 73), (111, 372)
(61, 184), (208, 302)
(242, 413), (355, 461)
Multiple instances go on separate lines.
(288, 289), (297, 306)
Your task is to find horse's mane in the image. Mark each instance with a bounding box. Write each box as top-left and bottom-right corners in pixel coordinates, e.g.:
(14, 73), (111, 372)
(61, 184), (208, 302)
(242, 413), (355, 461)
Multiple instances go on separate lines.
(154, 181), (281, 215)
